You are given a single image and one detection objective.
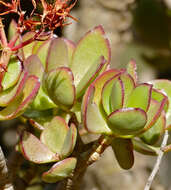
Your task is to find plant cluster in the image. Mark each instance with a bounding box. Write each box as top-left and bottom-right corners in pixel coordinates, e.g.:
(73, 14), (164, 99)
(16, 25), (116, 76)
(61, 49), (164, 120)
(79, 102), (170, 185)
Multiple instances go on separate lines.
(0, 1), (171, 190)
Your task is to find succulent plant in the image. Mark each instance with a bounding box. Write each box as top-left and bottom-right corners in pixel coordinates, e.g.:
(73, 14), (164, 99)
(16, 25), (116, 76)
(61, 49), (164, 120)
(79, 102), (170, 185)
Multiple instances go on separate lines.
(1, 13), (171, 189)
(82, 60), (171, 169)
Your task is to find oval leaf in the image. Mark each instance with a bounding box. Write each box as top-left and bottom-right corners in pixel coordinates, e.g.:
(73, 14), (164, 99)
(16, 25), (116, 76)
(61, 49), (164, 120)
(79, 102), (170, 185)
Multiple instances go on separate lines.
(70, 25), (111, 87)
(140, 111), (166, 145)
(61, 123), (77, 158)
(41, 116), (69, 154)
(111, 138), (134, 169)
(44, 67), (75, 108)
(46, 38), (69, 72)
(42, 157), (77, 183)
(0, 75), (40, 120)
(20, 131), (59, 164)
(108, 108), (147, 136)
(126, 83), (152, 111)
(82, 86), (112, 134)
(2, 58), (22, 90)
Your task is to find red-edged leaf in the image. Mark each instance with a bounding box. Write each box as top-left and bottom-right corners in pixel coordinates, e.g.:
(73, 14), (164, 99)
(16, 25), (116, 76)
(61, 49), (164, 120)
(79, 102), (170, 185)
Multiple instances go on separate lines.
(41, 116), (69, 154)
(42, 157), (77, 183)
(108, 108), (147, 136)
(20, 131), (60, 164)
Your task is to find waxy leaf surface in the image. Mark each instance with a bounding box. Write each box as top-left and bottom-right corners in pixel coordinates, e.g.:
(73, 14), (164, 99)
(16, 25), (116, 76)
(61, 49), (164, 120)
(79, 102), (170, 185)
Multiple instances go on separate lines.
(42, 157), (77, 183)
(70, 25), (111, 87)
(20, 131), (59, 164)
(44, 67), (75, 108)
(108, 108), (147, 136)
(111, 138), (134, 169)
(41, 116), (69, 154)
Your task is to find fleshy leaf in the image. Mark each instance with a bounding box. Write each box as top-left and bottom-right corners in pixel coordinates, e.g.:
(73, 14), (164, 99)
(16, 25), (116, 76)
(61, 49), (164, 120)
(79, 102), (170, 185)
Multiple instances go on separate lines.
(35, 39), (51, 67)
(0, 71), (28, 107)
(63, 38), (75, 64)
(150, 79), (171, 127)
(111, 138), (134, 169)
(70, 25), (111, 87)
(42, 157), (77, 183)
(41, 116), (69, 154)
(140, 111), (166, 145)
(31, 86), (56, 110)
(61, 123), (77, 158)
(126, 60), (138, 84)
(44, 67), (75, 108)
(2, 58), (22, 90)
(46, 38), (69, 72)
(120, 73), (135, 106)
(101, 75), (121, 115)
(143, 98), (167, 132)
(110, 77), (124, 113)
(82, 86), (112, 134)
(108, 108), (147, 136)
(92, 69), (123, 106)
(76, 56), (107, 98)
(24, 55), (44, 79)
(126, 83), (152, 111)
(0, 75), (40, 120)
(133, 139), (158, 156)
(20, 131), (59, 164)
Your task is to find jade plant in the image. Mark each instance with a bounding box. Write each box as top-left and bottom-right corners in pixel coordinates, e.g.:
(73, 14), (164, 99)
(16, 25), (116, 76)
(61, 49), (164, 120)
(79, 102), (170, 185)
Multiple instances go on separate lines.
(0, 1), (171, 190)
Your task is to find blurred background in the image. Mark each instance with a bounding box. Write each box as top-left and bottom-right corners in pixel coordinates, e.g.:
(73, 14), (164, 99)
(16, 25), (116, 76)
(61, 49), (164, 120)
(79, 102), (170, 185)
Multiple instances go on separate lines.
(1, 0), (171, 189)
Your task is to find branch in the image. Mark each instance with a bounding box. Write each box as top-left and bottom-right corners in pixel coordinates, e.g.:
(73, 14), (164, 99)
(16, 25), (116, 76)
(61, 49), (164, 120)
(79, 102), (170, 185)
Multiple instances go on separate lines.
(0, 146), (14, 190)
(144, 130), (169, 190)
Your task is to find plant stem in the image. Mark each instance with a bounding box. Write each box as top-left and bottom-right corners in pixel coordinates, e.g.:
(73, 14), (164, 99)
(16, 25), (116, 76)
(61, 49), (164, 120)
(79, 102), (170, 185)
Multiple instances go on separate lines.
(57, 135), (112, 190)
(0, 146), (14, 190)
(144, 130), (169, 190)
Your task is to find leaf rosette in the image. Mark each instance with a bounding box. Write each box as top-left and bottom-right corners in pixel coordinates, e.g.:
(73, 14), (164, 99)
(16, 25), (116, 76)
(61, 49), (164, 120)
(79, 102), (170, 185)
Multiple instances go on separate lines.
(81, 60), (171, 169)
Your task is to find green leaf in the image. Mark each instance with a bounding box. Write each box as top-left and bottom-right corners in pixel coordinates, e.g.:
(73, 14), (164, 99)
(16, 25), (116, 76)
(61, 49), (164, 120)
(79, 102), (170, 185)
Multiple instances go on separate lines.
(76, 56), (107, 98)
(126, 83), (152, 111)
(0, 75), (40, 120)
(110, 77), (124, 113)
(46, 38), (69, 72)
(140, 111), (166, 145)
(31, 86), (57, 110)
(150, 79), (171, 127)
(82, 86), (112, 134)
(20, 131), (60, 164)
(42, 157), (77, 183)
(133, 139), (158, 156)
(34, 39), (51, 67)
(61, 123), (77, 158)
(0, 71), (28, 107)
(101, 75), (120, 115)
(2, 58), (22, 90)
(41, 116), (69, 154)
(111, 138), (134, 169)
(108, 108), (147, 136)
(24, 55), (44, 79)
(44, 67), (75, 108)
(63, 38), (75, 65)
(143, 98), (167, 132)
(91, 69), (123, 106)
(70, 25), (111, 87)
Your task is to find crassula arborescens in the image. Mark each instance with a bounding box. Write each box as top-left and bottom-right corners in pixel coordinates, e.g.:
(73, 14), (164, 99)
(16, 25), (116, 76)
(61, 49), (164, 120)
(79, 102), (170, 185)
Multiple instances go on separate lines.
(1, 18), (171, 189)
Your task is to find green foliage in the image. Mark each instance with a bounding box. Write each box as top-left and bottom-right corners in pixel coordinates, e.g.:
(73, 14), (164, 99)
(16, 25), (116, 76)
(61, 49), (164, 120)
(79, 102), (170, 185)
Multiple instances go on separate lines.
(1, 21), (171, 185)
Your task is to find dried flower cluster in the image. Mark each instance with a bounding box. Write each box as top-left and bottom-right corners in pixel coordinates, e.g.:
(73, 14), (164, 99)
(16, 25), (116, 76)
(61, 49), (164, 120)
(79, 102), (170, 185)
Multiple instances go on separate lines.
(0, 0), (77, 33)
